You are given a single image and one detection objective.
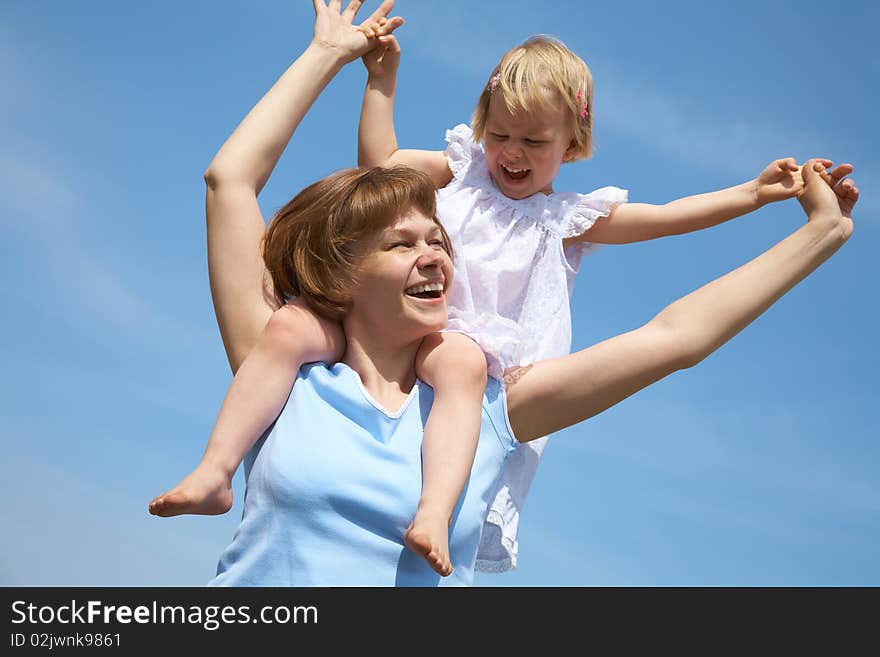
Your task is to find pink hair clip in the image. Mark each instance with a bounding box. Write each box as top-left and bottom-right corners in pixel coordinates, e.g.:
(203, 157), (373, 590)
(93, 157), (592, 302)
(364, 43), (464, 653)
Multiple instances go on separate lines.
(488, 73), (501, 91)
(576, 89), (589, 119)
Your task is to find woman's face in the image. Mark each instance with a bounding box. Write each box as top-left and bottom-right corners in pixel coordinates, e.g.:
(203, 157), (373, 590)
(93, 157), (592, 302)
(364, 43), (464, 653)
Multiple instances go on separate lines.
(347, 208), (453, 343)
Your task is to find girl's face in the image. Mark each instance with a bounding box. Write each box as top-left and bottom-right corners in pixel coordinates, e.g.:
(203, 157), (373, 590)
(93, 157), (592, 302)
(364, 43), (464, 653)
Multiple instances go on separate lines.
(348, 208), (453, 344)
(483, 93), (576, 200)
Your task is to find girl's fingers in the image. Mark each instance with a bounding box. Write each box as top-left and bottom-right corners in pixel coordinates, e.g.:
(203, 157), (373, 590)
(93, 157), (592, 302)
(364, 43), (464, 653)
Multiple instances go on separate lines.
(376, 16), (403, 35)
(378, 34), (400, 51)
(809, 159), (834, 186)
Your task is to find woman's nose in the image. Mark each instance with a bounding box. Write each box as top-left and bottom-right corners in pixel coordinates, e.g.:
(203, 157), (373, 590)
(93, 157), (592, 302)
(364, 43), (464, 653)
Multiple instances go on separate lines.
(416, 244), (443, 268)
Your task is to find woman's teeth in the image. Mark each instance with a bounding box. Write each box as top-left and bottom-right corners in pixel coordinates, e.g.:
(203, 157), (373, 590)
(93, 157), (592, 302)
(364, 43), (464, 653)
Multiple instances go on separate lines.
(405, 282), (444, 298)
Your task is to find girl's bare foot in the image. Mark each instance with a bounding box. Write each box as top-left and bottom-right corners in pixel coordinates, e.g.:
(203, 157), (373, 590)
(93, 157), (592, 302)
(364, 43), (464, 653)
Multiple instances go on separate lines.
(148, 462), (233, 517)
(404, 508), (453, 577)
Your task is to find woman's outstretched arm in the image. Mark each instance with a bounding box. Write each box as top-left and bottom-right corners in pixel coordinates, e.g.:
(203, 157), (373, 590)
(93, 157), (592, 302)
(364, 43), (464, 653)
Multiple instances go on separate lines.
(506, 161), (858, 442)
(203, 0), (400, 373)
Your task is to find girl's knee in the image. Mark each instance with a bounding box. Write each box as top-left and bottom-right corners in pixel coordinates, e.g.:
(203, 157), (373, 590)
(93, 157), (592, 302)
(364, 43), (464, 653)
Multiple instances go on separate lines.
(417, 333), (487, 387)
(264, 302), (344, 362)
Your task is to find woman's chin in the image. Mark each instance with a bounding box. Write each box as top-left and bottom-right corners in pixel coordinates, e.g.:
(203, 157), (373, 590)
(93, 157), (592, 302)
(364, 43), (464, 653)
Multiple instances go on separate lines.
(412, 314), (448, 337)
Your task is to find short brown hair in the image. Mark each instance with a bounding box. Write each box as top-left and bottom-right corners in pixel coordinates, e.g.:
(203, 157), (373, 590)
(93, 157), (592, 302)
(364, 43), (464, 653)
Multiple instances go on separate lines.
(472, 35), (594, 161)
(263, 166), (453, 320)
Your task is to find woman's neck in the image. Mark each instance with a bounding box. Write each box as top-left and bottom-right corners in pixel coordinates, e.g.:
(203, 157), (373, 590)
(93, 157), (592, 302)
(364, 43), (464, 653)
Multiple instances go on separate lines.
(341, 326), (422, 409)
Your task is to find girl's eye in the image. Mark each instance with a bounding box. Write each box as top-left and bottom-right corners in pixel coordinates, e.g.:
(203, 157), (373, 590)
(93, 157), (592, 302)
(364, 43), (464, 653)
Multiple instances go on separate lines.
(490, 133), (508, 141)
(525, 139), (544, 145)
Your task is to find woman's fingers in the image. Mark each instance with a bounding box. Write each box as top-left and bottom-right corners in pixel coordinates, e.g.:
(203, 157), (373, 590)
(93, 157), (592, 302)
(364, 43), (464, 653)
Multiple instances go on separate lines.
(341, 0), (364, 21)
(827, 163), (854, 185)
(361, 0), (396, 27)
(827, 163), (856, 199)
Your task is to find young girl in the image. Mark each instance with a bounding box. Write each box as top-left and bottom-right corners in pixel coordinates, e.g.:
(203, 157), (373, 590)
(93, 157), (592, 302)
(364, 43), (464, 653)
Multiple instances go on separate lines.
(353, 23), (845, 574)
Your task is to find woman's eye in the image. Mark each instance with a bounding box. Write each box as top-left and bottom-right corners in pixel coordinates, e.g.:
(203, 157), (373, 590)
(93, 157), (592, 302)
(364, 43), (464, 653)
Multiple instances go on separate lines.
(429, 240), (445, 248)
(389, 242), (411, 250)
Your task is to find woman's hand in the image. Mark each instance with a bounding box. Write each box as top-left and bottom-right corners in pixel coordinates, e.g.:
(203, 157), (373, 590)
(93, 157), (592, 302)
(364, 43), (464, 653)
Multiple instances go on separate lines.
(798, 159), (857, 241)
(311, 0), (402, 65)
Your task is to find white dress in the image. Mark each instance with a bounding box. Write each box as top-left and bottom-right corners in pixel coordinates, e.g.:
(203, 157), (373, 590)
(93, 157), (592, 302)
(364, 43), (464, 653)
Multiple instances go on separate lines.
(437, 124), (628, 572)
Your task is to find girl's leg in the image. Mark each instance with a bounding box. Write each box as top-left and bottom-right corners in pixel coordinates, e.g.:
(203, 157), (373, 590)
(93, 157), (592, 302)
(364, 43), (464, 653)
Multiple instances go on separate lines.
(410, 332), (487, 576)
(506, 161), (858, 442)
(149, 299), (344, 517)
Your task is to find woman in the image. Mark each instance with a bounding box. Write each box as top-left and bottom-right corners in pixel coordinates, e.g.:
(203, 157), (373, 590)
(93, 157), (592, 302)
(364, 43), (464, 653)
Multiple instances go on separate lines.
(203, 1), (857, 586)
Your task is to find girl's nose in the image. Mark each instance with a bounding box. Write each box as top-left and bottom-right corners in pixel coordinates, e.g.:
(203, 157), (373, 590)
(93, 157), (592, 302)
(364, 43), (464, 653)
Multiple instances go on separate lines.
(502, 142), (523, 159)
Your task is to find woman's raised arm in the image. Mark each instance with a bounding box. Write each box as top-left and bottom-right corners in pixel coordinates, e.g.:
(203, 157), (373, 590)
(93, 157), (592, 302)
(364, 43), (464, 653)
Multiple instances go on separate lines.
(506, 161), (858, 442)
(203, 0), (400, 373)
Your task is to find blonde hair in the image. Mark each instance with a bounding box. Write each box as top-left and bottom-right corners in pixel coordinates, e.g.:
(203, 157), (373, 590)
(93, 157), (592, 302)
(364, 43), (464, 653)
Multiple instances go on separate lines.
(472, 35), (594, 161)
(263, 166), (453, 320)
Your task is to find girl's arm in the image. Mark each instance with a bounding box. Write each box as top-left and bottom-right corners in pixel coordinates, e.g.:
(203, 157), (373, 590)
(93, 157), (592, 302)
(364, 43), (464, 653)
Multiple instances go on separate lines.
(204, 0), (399, 373)
(578, 158), (852, 245)
(508, 161), (857, 442)
(357, 33), (452, 188)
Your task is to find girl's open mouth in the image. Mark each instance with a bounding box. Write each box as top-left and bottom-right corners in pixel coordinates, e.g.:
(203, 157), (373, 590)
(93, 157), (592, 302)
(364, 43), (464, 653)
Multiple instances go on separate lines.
(500, 163), (530, 182)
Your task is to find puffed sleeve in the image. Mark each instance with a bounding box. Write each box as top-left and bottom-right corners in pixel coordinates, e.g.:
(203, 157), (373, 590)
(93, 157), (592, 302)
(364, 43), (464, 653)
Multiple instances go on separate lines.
(559, 186), (628, 272)
(444, 124), (482, 180)
(559, 186), (629, 238)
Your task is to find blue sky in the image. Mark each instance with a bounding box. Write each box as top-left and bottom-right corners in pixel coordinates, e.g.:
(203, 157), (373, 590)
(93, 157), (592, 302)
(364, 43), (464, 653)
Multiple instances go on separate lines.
(2, 0), (877, 586)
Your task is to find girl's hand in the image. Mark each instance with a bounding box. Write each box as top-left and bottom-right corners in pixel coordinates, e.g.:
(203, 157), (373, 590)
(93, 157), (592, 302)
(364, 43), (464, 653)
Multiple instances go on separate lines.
(311, 0), (402, 65)
(753, 157), (814, 205)
(361, 27), (402, 78)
